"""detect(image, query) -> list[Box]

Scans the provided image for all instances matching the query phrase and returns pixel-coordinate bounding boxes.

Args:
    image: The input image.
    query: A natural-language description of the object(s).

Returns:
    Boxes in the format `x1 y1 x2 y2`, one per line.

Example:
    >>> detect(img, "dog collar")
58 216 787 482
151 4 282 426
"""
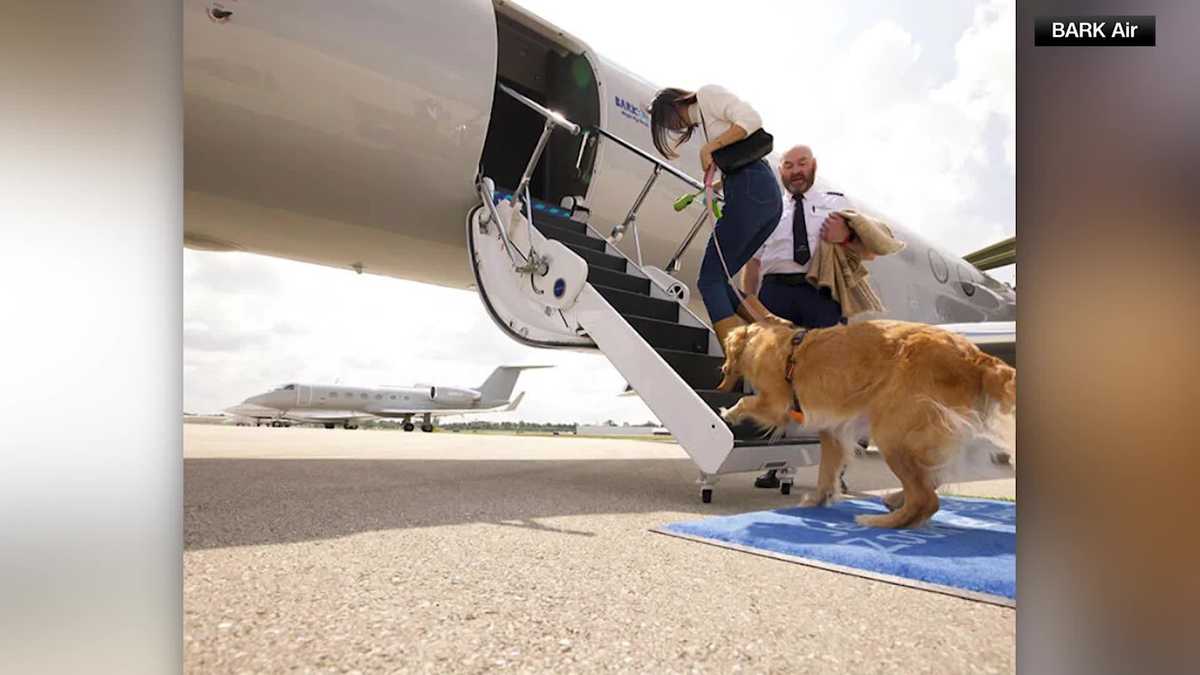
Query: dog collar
784 329 807 383
785 329 808 424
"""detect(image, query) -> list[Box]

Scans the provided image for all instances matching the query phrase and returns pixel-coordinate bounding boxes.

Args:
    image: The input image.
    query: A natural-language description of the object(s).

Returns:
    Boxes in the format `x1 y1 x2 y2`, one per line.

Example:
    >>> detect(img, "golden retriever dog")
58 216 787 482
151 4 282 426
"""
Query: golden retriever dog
718 320 1015 528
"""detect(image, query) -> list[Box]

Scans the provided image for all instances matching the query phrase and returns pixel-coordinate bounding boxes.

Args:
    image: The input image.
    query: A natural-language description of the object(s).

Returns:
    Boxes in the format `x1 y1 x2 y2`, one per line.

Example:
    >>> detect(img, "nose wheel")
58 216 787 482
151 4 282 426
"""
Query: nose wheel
697 473 719 503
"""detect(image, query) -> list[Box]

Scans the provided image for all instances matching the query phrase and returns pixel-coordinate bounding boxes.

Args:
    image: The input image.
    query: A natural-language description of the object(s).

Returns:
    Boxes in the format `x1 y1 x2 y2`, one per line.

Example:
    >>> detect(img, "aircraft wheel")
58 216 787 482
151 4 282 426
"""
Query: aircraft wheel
701 488 713 504
403 423 415 432
780 483 792 496
421 424 433 433
325 423 336 429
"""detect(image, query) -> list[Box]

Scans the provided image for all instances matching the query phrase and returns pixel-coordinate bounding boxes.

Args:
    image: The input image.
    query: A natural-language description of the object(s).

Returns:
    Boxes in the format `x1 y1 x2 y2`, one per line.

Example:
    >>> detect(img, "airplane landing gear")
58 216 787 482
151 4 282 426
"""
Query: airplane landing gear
403 423 415 432
697 473 718 503
421 424 434 433
420 413 433 433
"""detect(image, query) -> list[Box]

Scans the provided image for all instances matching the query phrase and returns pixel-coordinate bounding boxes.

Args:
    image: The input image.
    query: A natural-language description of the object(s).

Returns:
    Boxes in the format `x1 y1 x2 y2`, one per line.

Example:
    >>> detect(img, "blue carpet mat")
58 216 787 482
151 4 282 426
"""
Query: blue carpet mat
656 496 1015 606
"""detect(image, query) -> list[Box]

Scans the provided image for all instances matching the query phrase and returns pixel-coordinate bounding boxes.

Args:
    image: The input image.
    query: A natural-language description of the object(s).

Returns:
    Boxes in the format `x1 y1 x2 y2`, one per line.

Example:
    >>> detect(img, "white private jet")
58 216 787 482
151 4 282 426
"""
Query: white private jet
225 365 543 431
186 0 1015 500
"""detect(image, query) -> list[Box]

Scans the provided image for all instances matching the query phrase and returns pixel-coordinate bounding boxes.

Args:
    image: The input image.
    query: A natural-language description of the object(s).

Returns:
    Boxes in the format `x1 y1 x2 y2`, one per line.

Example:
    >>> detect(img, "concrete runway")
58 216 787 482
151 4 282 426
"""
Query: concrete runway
185 425 1014 674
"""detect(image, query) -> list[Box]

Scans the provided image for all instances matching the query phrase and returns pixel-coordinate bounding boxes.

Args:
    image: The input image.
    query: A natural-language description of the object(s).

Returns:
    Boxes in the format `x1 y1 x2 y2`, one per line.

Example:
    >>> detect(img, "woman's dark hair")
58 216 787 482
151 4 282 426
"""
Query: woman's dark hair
649 88 698 159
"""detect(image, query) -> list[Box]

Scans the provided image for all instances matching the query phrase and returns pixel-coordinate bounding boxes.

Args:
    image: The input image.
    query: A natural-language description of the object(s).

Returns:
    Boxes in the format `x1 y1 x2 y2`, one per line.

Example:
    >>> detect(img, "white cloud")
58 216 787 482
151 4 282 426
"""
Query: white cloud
940 0 1017 172
780 1 1016 256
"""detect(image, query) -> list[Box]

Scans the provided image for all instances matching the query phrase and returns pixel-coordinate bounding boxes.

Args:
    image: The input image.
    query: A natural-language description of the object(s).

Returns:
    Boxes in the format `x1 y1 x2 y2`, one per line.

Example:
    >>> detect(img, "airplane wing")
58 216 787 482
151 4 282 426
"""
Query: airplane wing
939 321 1015 366
372 408 498 418
371 394 525 418
223 403 281 419
285 410 376 423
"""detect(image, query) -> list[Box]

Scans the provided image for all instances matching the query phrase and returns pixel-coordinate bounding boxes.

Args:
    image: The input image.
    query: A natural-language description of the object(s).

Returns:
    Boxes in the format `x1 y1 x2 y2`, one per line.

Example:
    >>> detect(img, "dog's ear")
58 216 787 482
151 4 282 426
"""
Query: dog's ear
717 325 751 392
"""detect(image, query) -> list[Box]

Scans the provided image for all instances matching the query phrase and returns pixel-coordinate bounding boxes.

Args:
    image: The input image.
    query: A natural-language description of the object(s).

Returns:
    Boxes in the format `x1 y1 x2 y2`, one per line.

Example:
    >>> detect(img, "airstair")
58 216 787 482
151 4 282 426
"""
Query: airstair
468 85 822 502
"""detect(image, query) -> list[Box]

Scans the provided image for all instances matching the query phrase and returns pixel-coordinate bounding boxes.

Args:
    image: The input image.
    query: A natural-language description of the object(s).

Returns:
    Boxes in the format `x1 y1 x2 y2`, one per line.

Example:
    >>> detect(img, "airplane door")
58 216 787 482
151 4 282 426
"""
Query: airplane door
297 385 313 408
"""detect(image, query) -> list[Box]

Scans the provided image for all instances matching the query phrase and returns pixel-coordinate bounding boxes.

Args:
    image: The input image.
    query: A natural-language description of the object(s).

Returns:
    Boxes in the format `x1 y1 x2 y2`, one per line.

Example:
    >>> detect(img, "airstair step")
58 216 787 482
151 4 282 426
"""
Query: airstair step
627 316 708 353
732 437 814 448
533 220 606 252
533 211 589 235
694 389 774 440
696 389 743 410
588 265 650 295
731 422 776 441
655 348 724 390
594 284 679 322
491 188 588 234
562 242 627 272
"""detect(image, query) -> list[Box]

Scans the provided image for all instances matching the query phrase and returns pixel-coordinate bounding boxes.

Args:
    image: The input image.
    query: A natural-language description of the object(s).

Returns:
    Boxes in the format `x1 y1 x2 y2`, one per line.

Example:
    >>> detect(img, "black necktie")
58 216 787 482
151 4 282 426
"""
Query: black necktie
792 193 810 265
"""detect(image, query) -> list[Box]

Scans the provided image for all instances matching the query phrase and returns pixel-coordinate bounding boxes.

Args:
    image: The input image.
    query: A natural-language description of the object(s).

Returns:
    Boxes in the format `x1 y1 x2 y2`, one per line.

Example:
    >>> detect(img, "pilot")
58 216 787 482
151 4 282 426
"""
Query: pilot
648 85 782 346
741 144 858 490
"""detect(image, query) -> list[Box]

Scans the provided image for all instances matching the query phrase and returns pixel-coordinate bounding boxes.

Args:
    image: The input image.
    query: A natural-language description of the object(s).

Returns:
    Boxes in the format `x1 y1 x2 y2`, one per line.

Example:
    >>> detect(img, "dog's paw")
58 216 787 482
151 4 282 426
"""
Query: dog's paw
719 406 741 424
798 489 836 508
854 512 923 529
882 490 906 512
855 513 891 528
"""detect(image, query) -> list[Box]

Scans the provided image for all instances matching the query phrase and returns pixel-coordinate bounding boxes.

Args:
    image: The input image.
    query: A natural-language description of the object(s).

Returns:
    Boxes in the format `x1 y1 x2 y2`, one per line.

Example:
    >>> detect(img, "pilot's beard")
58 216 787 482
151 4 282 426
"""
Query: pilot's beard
787 170 815 195
786 179 811 195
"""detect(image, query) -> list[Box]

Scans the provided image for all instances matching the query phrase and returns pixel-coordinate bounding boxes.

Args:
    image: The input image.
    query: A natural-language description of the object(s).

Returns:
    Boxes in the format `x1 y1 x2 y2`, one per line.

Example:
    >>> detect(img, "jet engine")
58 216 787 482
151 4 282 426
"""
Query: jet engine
428 386 481 405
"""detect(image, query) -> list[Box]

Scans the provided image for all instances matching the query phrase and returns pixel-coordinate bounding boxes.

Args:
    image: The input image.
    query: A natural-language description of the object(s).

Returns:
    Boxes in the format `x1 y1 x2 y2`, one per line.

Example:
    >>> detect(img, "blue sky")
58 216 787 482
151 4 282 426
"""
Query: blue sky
184 0 1014 422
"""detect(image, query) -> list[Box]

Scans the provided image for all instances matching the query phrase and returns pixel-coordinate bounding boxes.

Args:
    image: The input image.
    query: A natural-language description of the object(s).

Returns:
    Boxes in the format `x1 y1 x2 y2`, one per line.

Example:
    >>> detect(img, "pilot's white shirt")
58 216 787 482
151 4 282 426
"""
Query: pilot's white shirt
756 187 851 276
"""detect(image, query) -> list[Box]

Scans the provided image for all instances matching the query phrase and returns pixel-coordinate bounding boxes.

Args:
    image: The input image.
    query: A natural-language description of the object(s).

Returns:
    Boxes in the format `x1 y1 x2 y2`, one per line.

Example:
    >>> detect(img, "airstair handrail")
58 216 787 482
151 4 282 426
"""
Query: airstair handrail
492 84 717 275
589 126 705 192
587 126 723 272
496 83 580 135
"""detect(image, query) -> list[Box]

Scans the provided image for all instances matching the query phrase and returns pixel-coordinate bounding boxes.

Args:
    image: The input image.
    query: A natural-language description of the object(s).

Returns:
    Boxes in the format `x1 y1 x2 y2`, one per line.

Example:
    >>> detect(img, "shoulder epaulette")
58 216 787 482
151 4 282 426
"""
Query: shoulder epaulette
825 191 844 196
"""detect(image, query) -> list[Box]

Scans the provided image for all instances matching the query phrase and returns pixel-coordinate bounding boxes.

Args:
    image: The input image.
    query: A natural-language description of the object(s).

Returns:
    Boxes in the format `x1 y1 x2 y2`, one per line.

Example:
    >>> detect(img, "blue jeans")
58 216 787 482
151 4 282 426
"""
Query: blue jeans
697 159 783 322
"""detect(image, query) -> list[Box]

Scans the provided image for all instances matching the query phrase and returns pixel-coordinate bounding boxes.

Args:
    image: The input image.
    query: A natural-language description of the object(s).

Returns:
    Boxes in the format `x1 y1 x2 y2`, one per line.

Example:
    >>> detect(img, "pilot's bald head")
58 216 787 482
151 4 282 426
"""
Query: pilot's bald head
779 144 816 195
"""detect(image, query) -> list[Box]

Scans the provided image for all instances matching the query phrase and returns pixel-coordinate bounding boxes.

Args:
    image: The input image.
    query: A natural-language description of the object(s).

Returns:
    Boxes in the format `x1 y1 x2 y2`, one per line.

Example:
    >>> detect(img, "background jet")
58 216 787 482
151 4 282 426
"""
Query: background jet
226 365 549 431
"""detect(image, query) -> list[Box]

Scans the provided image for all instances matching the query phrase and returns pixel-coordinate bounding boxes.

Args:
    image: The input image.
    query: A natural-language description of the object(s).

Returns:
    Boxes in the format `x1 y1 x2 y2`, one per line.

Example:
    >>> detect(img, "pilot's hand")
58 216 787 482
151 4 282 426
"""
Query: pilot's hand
820 212 851 243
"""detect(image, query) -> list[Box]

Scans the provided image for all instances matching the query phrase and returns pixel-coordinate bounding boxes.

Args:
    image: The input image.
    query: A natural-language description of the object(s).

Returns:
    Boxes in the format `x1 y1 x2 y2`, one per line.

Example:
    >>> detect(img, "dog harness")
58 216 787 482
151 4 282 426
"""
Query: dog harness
784 328 808 424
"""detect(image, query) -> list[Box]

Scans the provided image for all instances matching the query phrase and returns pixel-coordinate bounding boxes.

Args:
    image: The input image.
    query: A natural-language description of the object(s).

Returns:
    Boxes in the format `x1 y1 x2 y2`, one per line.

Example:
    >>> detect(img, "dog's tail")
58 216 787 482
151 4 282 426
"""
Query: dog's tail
981 357 1016 415
977 357 1016 459
924 358 1017 469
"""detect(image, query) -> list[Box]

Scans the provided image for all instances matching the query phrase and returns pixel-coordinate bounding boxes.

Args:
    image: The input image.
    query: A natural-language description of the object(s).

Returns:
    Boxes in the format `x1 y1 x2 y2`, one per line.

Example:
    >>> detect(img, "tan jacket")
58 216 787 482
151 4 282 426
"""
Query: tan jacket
804 209 905 318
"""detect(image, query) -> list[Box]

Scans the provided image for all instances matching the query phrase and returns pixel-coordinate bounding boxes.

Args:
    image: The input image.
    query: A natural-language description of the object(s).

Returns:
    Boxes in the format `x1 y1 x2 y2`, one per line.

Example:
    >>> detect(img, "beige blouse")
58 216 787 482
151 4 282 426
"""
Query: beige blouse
686 84 764 143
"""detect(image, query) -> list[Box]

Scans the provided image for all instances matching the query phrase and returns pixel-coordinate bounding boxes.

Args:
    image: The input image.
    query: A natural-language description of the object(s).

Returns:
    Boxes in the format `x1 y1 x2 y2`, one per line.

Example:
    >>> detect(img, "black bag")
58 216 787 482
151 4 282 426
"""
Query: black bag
699 108 774 173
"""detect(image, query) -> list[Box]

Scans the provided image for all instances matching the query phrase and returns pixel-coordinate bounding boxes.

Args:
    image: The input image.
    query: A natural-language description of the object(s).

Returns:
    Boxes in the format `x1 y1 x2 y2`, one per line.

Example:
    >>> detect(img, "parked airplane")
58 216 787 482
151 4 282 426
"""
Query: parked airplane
225 366 543 431
185 0 1014 499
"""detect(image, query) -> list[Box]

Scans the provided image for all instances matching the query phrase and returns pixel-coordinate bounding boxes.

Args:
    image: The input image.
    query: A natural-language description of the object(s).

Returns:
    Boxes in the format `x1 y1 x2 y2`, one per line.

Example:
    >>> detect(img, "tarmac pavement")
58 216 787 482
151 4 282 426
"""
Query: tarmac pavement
184 425 1014 674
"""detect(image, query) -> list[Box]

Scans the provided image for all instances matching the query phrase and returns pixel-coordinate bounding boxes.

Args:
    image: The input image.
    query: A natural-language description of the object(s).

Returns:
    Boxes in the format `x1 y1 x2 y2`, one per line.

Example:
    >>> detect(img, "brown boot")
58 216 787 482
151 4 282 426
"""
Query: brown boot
713 315 747 392
736 295 790 326
713 315 747 348
733 300 758 323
